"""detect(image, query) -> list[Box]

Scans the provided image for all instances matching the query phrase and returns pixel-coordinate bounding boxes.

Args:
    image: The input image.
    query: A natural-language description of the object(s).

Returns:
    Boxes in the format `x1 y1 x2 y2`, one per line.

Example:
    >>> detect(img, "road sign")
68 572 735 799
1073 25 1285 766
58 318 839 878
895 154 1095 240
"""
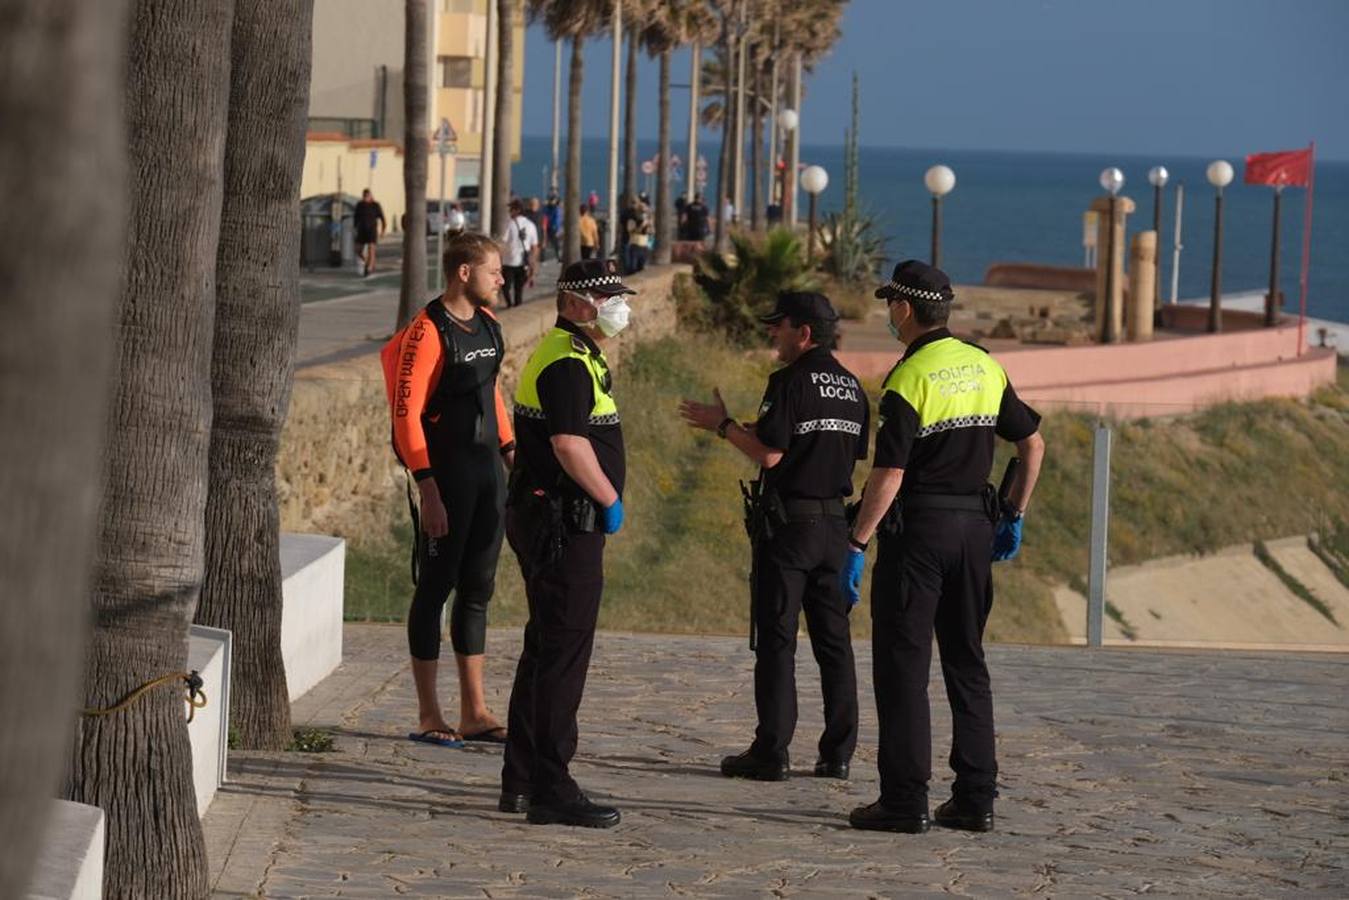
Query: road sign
434 117 457 142
369 149 377 169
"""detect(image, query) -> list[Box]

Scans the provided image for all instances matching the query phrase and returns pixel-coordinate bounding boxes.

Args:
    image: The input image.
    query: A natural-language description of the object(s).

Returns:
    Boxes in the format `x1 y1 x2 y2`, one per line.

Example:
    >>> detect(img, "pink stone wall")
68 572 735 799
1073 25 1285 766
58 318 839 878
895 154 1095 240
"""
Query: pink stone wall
837 325 1337 420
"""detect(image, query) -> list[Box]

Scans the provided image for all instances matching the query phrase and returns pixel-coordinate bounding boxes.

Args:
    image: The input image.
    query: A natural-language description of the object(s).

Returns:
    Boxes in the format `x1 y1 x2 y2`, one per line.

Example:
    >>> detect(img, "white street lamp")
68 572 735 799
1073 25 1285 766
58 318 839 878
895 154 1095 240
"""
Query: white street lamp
801 164 828 260
924 165 956 268
1098 167 1125 342
1099 166 1125 196
776 108 798 133
1206 159 1234 332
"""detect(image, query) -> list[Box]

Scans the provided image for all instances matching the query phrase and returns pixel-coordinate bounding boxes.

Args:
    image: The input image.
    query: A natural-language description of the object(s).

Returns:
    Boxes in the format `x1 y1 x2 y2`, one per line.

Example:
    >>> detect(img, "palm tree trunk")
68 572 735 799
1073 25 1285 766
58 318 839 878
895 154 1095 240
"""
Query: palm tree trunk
68 0 230 894
713 32 732 251
490 0 515 239
685 40 701 205
563 34 584 265
397 0 429 329
749 56 762 231
622 24 638 203
653 49 673 265
0 2 126 896
198 0 313 752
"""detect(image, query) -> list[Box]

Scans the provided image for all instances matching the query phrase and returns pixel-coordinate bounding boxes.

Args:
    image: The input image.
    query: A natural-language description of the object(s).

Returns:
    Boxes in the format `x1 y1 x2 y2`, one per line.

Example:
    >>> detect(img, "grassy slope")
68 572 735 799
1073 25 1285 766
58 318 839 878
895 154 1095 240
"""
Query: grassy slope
347 335 1349 646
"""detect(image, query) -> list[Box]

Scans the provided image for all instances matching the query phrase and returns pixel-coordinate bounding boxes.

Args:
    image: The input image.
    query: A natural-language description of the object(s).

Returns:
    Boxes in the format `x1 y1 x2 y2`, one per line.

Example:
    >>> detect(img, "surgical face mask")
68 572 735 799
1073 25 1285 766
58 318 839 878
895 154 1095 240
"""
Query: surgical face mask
887 316 901 341
593 296 632 337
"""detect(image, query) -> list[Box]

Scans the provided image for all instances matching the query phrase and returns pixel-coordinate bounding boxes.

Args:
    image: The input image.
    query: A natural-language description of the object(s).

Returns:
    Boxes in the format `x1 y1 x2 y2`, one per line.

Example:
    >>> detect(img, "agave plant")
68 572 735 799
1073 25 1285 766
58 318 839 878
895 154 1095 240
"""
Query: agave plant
693 227 818 346
817 209 888 284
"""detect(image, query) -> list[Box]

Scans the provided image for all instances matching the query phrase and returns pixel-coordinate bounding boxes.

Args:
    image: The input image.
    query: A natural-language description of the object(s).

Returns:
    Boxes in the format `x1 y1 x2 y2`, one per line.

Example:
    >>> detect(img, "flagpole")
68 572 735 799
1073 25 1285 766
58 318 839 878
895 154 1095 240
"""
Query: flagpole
1297 142 1315 357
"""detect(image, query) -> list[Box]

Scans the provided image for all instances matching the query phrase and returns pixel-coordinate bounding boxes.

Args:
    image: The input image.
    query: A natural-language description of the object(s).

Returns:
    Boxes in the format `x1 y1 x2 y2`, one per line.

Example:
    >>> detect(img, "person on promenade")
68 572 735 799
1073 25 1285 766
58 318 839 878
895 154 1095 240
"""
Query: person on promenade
499 257 634 828
679 291 867 784
624 198 652 274
528 196 550 262
578 204 600 260
846 260 1046 835
501 199 537 308
354 188 385 276
544 193 563 260
392 231 515 749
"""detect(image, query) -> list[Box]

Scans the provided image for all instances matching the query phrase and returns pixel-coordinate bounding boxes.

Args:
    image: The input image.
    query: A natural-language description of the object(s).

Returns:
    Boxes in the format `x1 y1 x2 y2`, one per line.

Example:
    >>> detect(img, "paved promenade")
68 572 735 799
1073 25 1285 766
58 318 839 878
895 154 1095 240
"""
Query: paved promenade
203 625 1347 897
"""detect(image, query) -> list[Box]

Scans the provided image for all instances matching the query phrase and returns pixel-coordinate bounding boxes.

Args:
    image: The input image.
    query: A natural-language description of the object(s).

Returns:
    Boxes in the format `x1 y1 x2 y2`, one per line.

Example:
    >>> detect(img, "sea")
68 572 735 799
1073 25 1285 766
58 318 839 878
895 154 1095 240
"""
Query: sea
511 135 1349 324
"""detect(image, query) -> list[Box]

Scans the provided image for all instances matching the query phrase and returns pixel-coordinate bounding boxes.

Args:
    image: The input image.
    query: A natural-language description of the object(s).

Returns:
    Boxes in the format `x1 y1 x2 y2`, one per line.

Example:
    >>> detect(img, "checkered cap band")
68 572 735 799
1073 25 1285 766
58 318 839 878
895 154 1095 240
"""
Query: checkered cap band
557 274 624 292
884 281 949 302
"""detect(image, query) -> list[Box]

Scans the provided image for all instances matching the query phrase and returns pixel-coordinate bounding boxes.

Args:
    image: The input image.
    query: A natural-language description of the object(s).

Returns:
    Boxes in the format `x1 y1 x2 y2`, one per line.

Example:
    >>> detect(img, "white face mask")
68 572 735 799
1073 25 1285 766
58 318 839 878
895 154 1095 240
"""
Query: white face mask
593 296 632 337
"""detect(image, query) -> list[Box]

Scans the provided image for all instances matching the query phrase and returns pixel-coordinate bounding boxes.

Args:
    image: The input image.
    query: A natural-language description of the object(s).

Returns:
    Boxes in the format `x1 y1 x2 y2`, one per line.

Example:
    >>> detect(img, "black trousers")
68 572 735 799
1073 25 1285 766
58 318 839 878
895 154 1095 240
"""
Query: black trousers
502 264 527 307
501 508 605 802
750 513 859 765
406 446 506 658
871 507 998 815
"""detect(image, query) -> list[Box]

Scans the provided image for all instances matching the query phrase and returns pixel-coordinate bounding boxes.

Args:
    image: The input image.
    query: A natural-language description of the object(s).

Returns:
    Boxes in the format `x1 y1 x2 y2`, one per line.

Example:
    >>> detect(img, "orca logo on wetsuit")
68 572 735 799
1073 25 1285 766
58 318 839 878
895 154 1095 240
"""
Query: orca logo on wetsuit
462 347 498 362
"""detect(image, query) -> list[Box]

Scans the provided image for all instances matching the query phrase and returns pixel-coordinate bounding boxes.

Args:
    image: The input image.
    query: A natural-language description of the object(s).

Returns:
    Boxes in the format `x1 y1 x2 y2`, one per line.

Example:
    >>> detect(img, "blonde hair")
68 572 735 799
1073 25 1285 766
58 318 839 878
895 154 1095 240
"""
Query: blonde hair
442 231 500 277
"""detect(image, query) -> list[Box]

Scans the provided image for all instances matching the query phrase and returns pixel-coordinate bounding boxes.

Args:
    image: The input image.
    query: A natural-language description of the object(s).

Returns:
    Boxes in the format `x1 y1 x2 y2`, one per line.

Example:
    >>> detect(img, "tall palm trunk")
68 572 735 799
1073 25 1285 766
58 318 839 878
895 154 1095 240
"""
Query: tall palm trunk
68 0 231 894
0 2 126 896
197 0 313 751
653 49 673 264
397 0 429 329
713 32 732 250
563 34 584 264
749 57 762 231
622 25 638 203
490 0 515 238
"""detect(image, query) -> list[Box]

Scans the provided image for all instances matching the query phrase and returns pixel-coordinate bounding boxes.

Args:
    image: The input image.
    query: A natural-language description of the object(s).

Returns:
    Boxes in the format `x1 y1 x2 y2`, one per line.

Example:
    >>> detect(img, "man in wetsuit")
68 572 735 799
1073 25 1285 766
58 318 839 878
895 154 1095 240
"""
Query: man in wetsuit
393 231 515 747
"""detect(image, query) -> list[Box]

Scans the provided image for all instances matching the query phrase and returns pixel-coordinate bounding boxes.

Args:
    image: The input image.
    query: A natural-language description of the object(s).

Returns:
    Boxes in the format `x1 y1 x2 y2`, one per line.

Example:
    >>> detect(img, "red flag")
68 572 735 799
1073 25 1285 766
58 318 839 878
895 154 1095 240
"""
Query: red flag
1244 147 1313 187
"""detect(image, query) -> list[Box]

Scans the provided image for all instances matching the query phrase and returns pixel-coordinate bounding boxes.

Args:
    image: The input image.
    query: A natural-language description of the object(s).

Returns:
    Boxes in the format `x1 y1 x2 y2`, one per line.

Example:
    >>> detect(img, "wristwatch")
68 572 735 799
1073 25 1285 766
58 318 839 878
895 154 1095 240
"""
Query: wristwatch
716 416 736 439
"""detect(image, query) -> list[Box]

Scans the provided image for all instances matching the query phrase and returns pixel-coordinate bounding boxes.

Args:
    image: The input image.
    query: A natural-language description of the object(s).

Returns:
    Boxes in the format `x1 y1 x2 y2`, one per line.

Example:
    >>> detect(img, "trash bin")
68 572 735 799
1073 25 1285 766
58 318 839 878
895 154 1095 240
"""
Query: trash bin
300 193 358 269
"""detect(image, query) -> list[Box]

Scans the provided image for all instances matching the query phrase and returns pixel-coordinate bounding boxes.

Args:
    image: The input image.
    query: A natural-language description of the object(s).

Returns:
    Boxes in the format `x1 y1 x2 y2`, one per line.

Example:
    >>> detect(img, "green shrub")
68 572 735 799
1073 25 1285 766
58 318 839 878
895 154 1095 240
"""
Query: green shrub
817 209 888 285
691 228 818 347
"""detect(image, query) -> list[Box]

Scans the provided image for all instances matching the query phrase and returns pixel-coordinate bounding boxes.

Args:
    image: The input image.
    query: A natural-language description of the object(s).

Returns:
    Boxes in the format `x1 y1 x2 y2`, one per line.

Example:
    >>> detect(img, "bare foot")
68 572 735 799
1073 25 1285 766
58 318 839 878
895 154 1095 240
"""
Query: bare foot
458 713 506 739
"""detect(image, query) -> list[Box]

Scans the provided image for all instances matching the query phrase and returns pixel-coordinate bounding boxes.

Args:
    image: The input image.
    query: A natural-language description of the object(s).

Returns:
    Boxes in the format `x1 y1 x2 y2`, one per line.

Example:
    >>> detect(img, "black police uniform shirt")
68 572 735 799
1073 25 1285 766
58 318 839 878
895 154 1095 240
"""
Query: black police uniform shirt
754 345 869 500
428 309 502 451
874 328 1040 495
515 318 626 495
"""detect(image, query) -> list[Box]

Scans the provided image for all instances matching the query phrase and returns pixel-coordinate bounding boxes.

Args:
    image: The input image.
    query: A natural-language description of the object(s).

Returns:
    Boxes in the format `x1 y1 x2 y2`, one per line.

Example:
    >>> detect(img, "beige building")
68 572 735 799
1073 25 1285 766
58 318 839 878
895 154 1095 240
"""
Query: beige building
301 0 525 227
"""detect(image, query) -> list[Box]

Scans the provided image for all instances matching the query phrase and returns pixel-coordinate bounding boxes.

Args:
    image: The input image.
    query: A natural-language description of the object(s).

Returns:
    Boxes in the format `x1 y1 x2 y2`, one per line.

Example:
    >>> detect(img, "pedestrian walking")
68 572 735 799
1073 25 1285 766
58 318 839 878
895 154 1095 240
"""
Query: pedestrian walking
354 188 385 276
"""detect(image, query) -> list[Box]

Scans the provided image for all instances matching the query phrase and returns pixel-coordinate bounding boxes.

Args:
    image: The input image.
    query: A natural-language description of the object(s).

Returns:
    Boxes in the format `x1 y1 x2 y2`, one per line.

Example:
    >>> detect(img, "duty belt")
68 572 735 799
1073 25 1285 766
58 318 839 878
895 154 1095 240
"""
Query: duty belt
901 492 990 513
781 497 846 519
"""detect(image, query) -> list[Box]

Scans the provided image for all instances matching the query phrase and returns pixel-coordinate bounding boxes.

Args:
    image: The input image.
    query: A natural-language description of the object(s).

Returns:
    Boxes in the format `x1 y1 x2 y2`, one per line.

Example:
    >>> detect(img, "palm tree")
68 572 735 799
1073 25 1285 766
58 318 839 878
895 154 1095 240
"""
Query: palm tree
642 0 716 263
623 21 640 203
490 0 518 240
528 0 613 264
0 2 124 896
198 0 314 752
67 0 230 894
397 0 429 328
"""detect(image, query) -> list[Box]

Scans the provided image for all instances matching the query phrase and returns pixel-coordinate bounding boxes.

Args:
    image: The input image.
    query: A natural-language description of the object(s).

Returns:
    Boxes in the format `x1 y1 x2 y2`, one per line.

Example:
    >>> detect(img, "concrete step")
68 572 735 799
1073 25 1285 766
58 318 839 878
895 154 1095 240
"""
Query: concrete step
25 800 103 900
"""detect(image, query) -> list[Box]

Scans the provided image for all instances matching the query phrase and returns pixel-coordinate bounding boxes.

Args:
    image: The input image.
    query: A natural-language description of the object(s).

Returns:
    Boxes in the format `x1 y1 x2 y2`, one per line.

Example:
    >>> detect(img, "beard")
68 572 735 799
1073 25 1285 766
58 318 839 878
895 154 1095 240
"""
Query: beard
468 286 495 307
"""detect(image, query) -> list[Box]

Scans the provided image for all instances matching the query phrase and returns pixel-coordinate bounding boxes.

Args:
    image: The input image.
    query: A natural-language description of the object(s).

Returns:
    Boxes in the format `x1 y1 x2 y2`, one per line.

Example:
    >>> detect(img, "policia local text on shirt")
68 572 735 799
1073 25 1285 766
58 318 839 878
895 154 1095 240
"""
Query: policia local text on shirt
847 260 1046 836
680 291 869 784
499 258 634 829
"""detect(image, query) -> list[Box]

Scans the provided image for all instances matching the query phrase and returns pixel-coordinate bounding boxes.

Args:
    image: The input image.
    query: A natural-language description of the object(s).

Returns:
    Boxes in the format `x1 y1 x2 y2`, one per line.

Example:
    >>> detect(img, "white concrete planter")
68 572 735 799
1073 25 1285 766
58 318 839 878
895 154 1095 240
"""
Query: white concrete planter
281 533 345 701
26 800 104 900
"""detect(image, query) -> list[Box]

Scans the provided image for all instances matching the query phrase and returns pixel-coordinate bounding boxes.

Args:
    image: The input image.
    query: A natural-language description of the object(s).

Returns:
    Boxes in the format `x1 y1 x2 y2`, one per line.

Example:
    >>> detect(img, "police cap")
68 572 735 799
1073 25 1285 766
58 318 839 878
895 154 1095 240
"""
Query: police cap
758 290 839 325
557 257 637 296
875 259 955 302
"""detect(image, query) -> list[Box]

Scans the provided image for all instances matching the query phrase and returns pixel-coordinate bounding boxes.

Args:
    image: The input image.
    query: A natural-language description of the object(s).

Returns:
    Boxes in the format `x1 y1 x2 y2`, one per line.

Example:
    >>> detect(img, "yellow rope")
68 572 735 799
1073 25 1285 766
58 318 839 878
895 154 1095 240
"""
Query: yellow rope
82 670 208 723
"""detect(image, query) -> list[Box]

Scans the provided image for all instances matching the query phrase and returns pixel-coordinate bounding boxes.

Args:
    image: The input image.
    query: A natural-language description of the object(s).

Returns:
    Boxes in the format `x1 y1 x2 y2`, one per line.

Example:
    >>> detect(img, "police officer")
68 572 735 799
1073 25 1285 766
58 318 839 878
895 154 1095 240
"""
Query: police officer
499 257 634 828
680 291 868 782
846 261 1045 834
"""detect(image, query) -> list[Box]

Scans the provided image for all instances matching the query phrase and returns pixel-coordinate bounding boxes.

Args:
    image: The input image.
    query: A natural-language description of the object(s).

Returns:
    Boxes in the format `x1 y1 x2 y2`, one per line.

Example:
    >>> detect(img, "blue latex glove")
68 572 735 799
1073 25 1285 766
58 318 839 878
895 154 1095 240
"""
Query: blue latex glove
599 497 625 534
992 514 1023 562
841 548 865 610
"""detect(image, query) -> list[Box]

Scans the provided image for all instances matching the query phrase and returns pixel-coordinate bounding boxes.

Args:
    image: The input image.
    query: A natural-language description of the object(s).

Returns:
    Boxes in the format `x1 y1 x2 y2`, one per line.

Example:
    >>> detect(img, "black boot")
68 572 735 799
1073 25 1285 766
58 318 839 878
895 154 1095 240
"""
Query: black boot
720 749 789 781
933 798 995 832
498 791 529 814
848 800 930 834
526 793 620 828
813 759 850 780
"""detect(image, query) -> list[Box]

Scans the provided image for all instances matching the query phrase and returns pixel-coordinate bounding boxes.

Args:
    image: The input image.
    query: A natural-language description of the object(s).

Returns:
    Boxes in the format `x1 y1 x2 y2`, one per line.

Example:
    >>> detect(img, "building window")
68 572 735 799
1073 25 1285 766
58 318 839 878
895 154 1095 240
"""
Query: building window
439 56 473 89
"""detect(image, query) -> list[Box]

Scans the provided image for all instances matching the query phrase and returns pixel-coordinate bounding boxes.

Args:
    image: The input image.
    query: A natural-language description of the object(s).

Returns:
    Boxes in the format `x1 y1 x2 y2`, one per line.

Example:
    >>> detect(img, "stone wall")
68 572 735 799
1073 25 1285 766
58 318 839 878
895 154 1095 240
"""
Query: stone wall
277 265 686 543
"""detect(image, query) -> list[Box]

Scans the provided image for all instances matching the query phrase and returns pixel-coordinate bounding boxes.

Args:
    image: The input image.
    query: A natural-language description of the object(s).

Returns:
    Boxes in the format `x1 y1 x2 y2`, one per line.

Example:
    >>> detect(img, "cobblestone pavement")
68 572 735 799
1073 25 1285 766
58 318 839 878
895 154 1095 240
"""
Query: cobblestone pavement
204 625 1348 897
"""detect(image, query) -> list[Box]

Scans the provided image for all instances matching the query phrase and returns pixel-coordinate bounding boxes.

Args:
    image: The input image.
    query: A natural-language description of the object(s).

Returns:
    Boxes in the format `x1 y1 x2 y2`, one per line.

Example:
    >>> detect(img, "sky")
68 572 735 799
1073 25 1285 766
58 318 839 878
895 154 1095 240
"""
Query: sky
518 0 1349 160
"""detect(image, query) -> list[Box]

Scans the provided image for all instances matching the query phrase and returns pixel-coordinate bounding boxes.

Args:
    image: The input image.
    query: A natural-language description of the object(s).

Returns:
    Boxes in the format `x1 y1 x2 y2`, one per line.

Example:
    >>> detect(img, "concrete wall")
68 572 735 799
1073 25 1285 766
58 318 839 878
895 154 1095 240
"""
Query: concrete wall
310 0 406 132
277 266 686 542
836 317 1338 420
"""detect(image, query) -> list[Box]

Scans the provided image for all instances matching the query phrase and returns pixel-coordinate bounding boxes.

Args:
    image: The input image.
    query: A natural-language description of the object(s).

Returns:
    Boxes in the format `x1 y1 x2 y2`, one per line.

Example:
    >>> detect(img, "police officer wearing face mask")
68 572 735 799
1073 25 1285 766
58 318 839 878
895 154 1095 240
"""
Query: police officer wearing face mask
499 258 634 828
680 291 868 783
846 260 1046 835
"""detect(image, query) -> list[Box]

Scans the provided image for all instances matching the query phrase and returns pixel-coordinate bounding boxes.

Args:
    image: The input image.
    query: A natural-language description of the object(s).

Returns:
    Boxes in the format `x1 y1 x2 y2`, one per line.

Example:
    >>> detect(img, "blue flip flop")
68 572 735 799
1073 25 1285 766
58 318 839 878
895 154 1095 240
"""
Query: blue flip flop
408 729 464 749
